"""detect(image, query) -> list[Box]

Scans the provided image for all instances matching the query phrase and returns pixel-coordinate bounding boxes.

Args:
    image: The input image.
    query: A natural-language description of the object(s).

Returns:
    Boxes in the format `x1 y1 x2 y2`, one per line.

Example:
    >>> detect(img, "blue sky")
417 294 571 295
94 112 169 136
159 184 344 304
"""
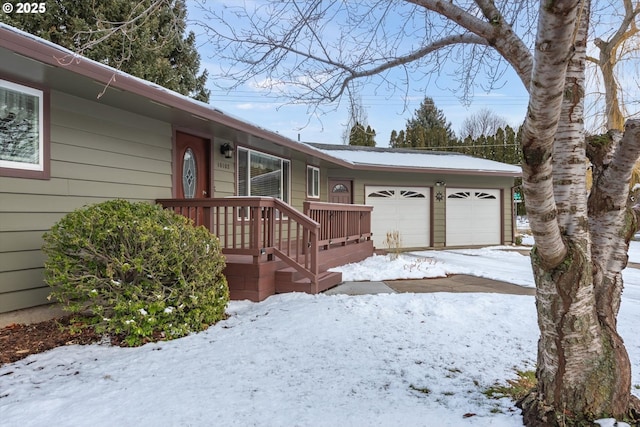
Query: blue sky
185 2 530 146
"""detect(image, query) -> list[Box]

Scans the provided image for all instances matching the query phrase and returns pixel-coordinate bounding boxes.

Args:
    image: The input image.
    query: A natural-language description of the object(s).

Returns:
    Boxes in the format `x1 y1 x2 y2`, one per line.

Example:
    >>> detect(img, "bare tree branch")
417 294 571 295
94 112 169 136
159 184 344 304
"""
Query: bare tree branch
588 0 640 131
194 1 533 108
407 0 534 88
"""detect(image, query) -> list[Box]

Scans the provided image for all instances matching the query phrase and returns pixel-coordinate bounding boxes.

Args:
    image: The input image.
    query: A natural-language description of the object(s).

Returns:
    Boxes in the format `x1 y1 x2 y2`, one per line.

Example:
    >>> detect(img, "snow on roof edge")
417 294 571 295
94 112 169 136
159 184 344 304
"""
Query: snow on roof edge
305 143 522 175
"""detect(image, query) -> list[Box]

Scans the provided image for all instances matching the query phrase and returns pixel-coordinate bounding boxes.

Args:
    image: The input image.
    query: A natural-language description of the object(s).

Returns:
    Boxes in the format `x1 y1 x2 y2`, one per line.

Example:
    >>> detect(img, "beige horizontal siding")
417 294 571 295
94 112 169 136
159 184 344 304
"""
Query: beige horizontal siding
432 200 446 246
212 145 235 197
52 123 170 161
0 231 45 253
53 143 169 174
0 212 68 232
0 90 174 313
52 93 170 148
0 193 118 213
0 177 71 195
0 250 45 272
1 269 45 294
502 193 514 244
290 160 307 211
66 181 169 200
52 160 171 187
0 286 51 313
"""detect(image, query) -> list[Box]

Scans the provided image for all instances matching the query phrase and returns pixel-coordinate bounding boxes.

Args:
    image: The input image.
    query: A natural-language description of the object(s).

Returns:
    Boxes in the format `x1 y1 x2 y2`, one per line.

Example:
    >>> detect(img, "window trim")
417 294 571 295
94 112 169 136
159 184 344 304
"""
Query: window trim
0 77 50 179
306 165 320 199
237 147 290 203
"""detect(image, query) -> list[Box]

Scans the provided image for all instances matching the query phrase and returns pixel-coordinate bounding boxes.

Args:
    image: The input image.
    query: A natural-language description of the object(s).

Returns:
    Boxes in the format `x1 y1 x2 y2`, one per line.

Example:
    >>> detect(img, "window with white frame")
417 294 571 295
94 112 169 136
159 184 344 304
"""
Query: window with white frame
237 147 290 203
0 79 46 177
307 165 320 198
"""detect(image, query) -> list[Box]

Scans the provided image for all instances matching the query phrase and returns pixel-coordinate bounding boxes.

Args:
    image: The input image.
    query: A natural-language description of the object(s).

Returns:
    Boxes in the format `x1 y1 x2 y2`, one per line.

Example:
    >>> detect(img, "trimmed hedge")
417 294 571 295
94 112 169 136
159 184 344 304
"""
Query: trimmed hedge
43 200 229 345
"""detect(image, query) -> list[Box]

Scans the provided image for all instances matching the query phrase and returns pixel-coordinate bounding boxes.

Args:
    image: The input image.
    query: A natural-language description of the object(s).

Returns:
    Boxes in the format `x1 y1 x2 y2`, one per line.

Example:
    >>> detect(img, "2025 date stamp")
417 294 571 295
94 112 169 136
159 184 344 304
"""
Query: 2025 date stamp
2 2 47 14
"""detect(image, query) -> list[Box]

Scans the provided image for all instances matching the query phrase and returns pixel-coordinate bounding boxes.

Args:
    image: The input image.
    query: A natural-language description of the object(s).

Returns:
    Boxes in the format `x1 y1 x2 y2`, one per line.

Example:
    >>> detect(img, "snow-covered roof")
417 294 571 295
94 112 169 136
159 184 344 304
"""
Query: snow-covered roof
306 143 522 176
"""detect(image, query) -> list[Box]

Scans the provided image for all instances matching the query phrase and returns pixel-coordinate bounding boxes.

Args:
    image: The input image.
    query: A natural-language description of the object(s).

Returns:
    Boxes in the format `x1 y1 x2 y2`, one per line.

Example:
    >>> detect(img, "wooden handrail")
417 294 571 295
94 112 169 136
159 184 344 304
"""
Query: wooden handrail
304 200 373 212
274 198 321 229
157 197 322 282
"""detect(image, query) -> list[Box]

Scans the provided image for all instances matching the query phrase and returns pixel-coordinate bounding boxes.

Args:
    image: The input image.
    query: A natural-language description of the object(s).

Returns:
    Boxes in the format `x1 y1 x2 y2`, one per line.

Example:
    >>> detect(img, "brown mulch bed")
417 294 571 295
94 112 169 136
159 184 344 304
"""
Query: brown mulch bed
0 316 103 366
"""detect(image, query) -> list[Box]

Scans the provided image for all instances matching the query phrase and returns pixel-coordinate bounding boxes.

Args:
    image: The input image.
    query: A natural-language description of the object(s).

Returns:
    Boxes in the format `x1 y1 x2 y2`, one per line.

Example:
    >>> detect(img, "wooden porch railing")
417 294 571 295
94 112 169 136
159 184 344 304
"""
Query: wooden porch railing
156 197 321 282
303 201 373 248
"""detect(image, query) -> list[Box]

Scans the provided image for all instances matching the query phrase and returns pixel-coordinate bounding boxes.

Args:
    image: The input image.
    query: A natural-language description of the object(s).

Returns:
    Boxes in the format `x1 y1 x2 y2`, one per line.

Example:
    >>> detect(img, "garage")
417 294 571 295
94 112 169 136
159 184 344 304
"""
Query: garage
365 186 430 249
446 188 501 246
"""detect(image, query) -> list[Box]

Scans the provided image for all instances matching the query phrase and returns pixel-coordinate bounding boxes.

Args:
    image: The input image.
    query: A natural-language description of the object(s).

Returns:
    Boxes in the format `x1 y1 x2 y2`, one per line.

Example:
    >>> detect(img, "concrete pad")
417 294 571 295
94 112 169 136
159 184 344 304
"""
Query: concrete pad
324 281 396 296
0 304 66 328
385 275 535 296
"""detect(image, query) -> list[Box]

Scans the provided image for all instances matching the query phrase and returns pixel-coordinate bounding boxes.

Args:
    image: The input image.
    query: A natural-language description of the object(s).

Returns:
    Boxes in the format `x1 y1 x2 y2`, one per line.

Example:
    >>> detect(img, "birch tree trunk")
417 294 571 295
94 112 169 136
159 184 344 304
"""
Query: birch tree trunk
518 0 640 424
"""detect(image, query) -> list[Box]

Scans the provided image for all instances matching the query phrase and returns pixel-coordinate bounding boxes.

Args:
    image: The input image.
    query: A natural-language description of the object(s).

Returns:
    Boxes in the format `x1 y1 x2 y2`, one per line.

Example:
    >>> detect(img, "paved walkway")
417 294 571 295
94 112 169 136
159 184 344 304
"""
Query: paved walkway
325 274 535 296
386 275 535 295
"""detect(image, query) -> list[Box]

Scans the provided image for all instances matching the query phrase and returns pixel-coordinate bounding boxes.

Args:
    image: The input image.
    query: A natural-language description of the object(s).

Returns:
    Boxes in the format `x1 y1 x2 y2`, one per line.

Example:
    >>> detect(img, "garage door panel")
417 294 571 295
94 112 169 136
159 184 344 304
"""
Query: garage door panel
366 186 430 249
446 188 500 246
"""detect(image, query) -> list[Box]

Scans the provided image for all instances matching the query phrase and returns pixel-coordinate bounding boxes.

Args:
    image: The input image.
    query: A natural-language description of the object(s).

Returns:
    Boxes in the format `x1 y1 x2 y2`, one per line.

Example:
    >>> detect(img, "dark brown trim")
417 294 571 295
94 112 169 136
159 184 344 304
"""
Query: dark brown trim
305 163 321 200
0 75 50 180
170 129 178 198
500 189 505 244
342 163 521 177
236 143 292 163
173 126 217 199
511 186 517 244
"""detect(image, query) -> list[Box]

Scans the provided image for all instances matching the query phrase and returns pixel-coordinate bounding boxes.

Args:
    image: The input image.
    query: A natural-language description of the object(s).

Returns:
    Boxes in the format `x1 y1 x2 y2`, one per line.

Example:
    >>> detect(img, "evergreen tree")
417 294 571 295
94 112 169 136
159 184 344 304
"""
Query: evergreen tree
389 130 398 147
494 127 506 163
394 130 406 147
1 0 210 102
365 125 376 146
348 121 376 146
388 97 455 148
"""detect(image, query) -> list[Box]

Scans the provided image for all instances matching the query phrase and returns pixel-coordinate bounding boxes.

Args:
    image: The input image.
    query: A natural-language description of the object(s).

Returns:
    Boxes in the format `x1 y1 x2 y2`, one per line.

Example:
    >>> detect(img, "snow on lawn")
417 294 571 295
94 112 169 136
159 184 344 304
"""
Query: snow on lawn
332 246 535 287
2 244 640 427
329 253 450 281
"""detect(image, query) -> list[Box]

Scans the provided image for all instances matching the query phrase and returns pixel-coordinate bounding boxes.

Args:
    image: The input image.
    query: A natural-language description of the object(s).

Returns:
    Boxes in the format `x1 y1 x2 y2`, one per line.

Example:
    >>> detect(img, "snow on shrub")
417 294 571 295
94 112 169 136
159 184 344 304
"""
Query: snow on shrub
43 199 229 345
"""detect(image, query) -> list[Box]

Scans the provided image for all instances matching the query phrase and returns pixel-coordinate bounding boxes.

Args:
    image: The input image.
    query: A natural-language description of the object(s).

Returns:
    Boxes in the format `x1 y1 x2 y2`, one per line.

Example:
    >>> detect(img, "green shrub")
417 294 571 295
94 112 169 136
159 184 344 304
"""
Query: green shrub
43 199 229 346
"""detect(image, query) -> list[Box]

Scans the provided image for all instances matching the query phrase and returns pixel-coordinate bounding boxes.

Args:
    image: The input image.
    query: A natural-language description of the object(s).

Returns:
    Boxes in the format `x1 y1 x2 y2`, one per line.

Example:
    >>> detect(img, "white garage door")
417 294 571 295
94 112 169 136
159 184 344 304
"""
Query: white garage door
365 186 430 249
446 188 501 246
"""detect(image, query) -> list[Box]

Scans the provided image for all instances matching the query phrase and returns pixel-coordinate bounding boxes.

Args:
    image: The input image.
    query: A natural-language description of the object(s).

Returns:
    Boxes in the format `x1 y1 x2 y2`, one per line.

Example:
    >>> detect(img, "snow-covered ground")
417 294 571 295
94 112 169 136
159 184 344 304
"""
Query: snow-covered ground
2 240 640 427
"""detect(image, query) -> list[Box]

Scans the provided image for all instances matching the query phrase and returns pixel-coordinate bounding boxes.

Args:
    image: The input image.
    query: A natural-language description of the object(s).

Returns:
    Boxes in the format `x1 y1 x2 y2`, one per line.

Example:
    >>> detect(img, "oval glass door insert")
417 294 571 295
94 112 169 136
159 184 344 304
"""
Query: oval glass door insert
182 148 197 198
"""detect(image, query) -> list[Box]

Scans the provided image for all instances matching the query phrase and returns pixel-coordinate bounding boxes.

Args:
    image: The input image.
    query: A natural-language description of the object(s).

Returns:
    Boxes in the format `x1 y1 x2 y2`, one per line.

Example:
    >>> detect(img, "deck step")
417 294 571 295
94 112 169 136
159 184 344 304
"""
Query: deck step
275 269 342 294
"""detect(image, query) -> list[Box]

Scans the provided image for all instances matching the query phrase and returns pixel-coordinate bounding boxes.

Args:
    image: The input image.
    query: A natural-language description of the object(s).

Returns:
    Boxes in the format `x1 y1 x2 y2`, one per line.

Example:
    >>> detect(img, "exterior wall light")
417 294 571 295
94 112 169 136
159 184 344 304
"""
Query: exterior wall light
220 143 233 159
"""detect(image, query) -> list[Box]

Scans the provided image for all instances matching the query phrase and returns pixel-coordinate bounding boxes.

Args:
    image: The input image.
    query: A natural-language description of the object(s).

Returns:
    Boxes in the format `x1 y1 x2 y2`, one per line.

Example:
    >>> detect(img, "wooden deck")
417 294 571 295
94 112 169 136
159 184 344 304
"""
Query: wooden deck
156 198 374 301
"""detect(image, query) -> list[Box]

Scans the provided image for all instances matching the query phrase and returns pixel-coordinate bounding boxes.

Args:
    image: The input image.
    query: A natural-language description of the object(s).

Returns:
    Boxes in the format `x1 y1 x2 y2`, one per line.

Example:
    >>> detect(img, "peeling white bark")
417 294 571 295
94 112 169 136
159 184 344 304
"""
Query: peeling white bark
590 120 640 316
521 0 582 268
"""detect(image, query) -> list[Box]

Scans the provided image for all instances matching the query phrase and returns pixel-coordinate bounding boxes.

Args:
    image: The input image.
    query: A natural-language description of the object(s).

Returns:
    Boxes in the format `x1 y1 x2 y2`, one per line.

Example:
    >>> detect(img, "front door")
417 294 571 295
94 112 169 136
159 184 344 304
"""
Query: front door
176 131 210 199
329 179 352 204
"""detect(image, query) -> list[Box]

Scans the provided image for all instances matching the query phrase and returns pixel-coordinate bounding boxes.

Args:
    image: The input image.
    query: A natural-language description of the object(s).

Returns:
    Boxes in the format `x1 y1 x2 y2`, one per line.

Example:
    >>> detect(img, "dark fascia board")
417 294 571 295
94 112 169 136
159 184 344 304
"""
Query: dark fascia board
0 24 353 168
333 163 522 177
